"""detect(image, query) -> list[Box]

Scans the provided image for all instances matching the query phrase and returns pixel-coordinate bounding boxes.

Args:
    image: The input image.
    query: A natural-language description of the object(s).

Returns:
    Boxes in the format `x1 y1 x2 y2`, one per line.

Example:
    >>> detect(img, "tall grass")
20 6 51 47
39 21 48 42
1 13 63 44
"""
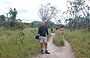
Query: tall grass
0 28 40 58
53 30 64 46
65 29 90 58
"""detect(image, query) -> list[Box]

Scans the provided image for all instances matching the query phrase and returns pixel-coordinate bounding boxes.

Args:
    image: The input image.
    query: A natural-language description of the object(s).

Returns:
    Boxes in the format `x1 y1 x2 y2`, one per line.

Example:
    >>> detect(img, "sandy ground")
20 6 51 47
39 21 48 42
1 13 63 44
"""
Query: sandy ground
35 33 77 58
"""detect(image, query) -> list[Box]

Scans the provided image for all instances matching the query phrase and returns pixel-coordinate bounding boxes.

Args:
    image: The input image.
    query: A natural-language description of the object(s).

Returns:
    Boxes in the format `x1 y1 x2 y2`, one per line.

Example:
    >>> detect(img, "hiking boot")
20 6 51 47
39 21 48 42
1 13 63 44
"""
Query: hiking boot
41 50 44 54
45 50 50 54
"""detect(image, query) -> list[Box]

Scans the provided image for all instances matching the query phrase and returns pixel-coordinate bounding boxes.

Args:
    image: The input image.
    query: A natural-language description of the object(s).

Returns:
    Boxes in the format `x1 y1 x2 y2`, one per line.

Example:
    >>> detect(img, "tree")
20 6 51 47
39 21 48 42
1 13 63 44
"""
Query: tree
17 19 22 22
9 8 17 21
30 22 35 28
38 3 59 25
8 8 17 30
0 15 5 29
46 21 55 28
65 0 90 30
0 15 5 23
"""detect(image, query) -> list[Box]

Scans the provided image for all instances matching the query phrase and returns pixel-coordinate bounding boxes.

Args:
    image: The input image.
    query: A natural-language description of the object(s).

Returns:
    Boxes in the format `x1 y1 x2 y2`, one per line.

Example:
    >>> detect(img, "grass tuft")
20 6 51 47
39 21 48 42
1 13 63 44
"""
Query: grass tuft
53 30 64 46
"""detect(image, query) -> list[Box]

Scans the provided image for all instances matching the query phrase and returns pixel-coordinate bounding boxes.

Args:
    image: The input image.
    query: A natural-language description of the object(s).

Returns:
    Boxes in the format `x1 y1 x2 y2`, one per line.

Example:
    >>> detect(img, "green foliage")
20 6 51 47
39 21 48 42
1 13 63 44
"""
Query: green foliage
53 30 64 46
0 15 5 29
18 31 25 43
24 21 55 28
15 22 25 30
0 28 40 58
0 8 25 30
24 23 31 28
65 29 90 58
47 21 55 28
9 8 17 20
0 15 5 24
7 8 25 30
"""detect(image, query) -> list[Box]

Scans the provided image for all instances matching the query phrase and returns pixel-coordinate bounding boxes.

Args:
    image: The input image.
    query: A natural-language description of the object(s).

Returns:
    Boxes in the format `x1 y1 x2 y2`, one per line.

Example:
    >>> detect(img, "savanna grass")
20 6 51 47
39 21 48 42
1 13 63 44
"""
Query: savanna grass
53 30 64 46
0 28 40 58
65 29 90 58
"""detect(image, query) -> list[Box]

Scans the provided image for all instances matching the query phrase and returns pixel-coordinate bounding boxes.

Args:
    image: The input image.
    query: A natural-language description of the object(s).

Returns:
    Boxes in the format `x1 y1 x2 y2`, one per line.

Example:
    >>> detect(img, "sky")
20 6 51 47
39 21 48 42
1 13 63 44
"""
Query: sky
0 0 68 24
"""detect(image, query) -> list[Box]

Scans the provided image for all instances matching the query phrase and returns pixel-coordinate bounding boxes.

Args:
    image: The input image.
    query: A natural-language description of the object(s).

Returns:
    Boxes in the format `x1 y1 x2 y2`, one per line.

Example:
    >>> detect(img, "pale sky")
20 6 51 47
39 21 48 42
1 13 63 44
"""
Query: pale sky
0 0 68 23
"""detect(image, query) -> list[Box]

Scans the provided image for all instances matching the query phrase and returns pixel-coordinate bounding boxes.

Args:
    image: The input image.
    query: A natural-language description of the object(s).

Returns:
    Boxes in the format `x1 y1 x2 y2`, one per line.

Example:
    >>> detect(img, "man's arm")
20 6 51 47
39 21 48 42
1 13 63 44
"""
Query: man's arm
46 27 49 35
46 27 49 41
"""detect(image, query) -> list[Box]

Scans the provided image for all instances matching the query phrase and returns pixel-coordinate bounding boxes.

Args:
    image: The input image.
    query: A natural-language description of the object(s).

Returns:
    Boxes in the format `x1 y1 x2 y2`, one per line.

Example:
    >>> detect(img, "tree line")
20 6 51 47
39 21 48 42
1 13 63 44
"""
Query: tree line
24 21 56 28
63 0 90 31
0 8 25 30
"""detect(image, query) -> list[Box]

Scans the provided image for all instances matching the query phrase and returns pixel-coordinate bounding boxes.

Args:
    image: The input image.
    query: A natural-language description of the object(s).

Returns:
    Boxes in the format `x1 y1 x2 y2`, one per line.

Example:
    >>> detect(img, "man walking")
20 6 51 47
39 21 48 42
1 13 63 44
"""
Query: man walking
38 21 50 54
60 25 64 38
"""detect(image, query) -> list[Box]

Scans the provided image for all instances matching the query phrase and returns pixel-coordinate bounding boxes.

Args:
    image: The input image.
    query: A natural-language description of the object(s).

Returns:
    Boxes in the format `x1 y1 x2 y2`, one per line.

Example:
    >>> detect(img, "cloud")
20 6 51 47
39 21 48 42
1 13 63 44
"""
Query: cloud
18 9 28 14
0 0 67 24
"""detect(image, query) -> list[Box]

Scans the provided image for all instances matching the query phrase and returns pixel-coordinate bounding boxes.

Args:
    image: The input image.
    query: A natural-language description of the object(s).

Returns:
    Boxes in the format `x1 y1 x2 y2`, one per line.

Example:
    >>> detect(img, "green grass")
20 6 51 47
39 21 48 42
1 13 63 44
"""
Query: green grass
53 30 64 46
0 28 40 58
65 29 90 58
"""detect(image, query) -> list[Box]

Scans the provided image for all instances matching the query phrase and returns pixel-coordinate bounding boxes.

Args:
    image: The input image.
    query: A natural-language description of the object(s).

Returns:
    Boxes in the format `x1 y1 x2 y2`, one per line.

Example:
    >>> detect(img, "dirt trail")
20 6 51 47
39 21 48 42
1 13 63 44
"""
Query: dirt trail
35 33 76 58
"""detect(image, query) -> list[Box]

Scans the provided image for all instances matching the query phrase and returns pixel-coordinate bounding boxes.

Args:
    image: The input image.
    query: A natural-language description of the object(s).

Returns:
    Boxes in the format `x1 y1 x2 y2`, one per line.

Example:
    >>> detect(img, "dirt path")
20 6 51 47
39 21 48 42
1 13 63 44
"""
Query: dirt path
35 33 76 58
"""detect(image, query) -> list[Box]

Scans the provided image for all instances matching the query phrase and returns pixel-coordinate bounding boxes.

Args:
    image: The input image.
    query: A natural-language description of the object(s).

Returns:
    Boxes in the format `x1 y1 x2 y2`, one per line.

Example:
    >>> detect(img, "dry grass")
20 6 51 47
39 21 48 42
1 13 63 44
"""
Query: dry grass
65 29 90 58
53 30 64 47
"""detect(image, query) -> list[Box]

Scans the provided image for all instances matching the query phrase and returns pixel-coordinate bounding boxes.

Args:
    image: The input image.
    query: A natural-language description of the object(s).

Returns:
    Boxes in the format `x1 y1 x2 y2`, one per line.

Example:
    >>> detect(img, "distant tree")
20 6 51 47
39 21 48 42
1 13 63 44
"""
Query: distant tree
65 0 90 30
0 15 5 29
17 19 22 22
0 15 5 23
24 23 31 28
38 3 59 25
30 22 35 28
47 21 55 28
8 8 17 30
9 8 17 21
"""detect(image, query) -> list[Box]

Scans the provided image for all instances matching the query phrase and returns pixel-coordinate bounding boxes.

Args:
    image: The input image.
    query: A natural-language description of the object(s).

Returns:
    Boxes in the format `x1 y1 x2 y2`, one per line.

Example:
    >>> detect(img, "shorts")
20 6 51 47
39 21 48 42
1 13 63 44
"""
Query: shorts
40 36 47 43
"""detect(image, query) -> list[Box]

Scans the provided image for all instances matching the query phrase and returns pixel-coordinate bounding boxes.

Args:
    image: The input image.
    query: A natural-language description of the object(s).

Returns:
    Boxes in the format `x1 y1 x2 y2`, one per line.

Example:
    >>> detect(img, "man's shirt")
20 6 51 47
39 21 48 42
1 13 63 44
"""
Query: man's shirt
38 26 49 37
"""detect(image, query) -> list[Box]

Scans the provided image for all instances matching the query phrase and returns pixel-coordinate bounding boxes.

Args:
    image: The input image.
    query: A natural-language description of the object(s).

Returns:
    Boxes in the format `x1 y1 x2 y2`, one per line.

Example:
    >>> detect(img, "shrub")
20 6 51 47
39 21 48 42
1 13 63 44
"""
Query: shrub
53 30 64 46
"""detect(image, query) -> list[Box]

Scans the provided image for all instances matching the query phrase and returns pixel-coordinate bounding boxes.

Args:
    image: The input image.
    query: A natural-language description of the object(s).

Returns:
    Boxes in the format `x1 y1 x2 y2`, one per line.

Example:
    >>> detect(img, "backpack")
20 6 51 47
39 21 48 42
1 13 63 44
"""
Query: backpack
35 34 39 39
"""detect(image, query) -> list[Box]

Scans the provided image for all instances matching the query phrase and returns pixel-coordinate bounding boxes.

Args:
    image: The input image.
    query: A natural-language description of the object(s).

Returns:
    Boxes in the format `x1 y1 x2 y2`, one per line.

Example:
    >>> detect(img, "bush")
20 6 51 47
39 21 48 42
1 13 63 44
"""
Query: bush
53 30 64 46
15 22 25 30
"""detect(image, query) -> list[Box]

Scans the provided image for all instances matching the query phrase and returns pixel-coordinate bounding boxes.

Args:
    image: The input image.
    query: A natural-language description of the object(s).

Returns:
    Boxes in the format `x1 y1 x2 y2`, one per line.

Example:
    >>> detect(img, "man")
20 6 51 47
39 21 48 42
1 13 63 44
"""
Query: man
60 25 64 38
38 21 50 54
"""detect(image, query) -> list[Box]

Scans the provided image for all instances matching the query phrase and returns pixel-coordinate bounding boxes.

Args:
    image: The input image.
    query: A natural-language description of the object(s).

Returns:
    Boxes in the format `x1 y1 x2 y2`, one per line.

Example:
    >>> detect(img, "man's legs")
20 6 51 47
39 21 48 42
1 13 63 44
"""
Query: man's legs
44 42 47 51
44 40 50 54
40 36 44 54
40 43 43 50
40 43 44 54
40 36 50 54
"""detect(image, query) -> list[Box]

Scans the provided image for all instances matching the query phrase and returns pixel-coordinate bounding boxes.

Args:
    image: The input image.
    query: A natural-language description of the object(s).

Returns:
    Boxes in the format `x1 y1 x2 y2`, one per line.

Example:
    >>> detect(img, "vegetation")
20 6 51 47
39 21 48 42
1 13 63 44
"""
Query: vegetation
0 28 40 58
65 29 90 58
38 3 59 25
53 30 64 46
62 0 90 31
0 8 25 30
24 21 55 28
65 17 90 31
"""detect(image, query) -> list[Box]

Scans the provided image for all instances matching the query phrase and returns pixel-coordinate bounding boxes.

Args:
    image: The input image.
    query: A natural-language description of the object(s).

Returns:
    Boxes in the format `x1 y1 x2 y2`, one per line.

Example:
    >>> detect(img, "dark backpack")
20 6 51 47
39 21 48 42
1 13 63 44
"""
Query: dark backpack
35 34 39 39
